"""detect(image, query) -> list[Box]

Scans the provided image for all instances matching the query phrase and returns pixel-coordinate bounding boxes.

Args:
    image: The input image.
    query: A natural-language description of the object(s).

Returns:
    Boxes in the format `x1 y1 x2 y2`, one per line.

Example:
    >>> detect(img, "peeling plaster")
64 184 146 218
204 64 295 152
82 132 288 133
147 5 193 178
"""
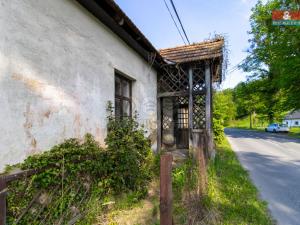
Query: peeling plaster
0 0 157 171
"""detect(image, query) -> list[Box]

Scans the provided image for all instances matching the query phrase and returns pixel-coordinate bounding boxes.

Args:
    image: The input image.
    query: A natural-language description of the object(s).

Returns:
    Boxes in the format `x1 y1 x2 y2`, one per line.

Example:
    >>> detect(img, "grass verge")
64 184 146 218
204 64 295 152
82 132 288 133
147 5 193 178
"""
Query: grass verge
288 127 300 138
206 137 274 225
80 180 160 225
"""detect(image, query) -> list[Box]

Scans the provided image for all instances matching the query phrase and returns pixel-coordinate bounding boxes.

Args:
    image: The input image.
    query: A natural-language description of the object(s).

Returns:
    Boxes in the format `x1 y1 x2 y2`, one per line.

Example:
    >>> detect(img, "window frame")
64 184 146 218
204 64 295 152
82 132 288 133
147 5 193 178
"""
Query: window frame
115 73 132 118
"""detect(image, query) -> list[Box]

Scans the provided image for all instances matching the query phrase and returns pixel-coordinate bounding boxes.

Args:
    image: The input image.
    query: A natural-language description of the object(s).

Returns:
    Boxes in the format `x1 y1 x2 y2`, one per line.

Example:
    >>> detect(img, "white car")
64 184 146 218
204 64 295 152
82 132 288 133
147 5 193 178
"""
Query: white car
265 123 289 133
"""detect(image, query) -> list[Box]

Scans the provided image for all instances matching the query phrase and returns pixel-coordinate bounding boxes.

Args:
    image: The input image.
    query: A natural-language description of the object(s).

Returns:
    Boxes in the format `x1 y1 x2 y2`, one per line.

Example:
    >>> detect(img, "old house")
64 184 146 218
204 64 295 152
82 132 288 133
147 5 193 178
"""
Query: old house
283 110 300 127
0 0 224 170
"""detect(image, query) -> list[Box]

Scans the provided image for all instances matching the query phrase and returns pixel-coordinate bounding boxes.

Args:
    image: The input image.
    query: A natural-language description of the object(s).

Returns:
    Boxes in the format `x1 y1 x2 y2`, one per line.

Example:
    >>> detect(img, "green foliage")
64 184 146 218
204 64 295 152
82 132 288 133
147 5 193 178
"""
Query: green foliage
241 0 300 111
288 127 300 139
214 89 236 126
213 117 225 143
172 157 199 224
216 79 287 130
206 137 273 224
233 79 286 124
5 102 154 224
105 101 153 193
213 89 235 142
7 134 107 224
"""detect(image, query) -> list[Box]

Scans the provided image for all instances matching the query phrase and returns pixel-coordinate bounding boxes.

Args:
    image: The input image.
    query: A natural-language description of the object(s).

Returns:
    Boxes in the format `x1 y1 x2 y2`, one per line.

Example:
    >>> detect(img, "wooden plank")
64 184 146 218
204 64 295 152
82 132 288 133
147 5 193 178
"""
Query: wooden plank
160 153 173 225
198 135 207 194
191 132 207 194
0 177 7 225
3 168 40 183
158 90 205 98
157 97 162 152
158 91 189 98
205 61 214 158
188 67 193 150
14 191 42 224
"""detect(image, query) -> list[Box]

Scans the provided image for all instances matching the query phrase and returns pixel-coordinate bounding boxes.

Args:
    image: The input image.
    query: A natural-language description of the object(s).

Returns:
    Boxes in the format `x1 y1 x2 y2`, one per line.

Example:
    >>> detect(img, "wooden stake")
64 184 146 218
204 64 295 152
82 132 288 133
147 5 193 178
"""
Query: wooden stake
0 177 7 225
160 153 173 225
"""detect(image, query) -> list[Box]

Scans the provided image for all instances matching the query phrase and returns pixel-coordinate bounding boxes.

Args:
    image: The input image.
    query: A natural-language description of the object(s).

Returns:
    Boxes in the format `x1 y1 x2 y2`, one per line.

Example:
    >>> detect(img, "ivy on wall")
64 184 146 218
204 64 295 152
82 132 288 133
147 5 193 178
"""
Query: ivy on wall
5 102 154 224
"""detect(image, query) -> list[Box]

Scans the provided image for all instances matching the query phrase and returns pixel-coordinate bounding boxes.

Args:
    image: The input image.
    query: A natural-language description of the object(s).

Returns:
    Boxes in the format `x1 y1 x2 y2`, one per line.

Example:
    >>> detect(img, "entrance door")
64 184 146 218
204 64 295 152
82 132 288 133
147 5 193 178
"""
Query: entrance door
175 106 189 149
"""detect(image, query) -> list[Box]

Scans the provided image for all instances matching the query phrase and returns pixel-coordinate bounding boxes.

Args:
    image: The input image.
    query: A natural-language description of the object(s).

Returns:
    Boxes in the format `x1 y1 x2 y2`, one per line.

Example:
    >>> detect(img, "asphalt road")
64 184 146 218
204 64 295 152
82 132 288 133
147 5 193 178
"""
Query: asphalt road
225 128 300 225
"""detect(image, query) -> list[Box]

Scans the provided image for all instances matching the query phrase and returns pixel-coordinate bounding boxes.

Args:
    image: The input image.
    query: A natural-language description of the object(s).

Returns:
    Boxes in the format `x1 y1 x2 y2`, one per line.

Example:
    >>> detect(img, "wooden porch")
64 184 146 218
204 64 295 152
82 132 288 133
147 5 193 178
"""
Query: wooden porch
157 38 224 158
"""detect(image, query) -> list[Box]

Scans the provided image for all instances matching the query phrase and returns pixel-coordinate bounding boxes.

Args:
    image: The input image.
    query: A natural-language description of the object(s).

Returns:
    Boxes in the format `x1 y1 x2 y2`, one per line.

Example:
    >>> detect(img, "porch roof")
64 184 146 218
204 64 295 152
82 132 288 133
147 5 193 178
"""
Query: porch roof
159 38 224 64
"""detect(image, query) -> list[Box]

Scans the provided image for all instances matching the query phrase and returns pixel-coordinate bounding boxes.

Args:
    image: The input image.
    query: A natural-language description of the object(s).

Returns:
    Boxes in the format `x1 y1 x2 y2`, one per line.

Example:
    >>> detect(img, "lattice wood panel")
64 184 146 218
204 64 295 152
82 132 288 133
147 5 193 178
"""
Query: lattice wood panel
162 98 173 130
193 95 206 129
158 66 188 93
176 96 189 106
192 66 205 92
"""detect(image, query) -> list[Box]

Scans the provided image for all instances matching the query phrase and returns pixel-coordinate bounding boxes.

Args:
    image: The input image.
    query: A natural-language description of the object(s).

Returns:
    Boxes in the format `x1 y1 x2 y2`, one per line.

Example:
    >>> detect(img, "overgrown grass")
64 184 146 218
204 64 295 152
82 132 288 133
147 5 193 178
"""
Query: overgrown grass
228 116 268 130
206 137 274 225
80 181 160 225
289 127 300 138
172 158 198 224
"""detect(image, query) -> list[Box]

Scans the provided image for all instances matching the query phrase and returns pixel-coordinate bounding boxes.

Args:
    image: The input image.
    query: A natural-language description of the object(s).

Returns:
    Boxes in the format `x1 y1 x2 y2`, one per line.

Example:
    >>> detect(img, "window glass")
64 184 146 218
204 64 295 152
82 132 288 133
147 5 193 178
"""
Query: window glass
122 80 130 98
115 98 121 118
115 76 122 96
115 73 132 118
123 100 131 117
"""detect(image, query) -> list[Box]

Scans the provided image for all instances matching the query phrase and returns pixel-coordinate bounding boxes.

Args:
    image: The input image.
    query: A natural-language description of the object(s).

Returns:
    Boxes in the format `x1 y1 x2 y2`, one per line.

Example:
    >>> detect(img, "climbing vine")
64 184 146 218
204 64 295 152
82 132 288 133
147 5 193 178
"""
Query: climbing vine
5 102 154 224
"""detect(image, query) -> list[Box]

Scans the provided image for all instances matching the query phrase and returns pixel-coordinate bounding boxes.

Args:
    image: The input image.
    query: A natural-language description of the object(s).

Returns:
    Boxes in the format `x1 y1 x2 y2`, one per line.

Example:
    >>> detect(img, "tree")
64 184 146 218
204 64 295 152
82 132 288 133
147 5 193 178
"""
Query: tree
233 80 265 128
241 0 300 111
213 89 236 126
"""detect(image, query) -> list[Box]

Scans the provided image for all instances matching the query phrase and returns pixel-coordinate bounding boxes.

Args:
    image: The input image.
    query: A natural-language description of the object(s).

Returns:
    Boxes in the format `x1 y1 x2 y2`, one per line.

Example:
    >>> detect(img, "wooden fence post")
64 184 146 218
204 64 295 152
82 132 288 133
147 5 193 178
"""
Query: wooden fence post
160 153 173 225
198 136 207 195
0 176 7 225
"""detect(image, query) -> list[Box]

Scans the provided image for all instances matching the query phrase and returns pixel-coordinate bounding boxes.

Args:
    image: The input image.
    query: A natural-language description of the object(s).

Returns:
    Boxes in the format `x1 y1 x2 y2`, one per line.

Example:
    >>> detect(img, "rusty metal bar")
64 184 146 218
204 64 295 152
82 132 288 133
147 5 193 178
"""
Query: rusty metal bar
160 153 173 225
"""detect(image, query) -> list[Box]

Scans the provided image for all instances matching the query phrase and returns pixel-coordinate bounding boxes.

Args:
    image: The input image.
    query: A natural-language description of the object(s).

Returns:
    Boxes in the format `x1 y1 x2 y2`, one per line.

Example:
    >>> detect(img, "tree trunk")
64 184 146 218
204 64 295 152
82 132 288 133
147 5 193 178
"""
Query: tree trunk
250 113 253 129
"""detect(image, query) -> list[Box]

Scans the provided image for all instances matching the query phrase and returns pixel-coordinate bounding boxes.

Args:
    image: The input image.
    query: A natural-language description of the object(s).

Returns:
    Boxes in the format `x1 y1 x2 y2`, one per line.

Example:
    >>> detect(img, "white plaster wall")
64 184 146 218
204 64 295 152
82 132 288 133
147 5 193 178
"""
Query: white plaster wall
0 0 157 170
283 120 300 127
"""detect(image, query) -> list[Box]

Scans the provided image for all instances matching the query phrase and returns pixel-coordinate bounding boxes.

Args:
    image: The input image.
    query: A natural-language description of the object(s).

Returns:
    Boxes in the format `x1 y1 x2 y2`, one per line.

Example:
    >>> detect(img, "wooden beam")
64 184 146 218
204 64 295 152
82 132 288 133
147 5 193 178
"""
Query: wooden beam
158 90 206 98
0 177 6 225
157 97 162 152
190 130 207 194
158 91 189 98
205 61 214 158
160 153 173 225
188 67 193 149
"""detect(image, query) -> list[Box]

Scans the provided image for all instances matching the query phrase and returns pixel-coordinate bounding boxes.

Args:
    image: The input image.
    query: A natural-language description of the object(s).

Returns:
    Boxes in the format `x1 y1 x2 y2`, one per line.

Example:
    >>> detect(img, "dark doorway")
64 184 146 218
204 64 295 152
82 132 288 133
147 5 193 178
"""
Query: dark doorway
175 102 189 149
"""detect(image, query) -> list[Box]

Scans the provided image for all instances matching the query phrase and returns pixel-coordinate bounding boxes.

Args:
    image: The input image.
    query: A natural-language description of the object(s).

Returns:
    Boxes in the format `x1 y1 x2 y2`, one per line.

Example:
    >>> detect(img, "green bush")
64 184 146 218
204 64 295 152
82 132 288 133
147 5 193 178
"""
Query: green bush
7 134 107 224
213 118 225 144
5 102 154 224
105 102 153 193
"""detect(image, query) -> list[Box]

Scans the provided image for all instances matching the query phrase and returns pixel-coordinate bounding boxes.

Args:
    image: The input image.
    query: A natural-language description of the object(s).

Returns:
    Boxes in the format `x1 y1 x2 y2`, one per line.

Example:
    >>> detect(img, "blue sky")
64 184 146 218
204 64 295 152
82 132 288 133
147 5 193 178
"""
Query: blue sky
115 0 259 89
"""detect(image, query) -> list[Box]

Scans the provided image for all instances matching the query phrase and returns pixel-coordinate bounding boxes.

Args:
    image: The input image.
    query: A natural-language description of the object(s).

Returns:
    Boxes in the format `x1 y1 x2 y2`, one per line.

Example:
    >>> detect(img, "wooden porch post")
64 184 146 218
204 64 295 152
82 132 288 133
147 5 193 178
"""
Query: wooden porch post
157 97 162 152
188 67 193 152
0 177 7 225
205 61 214 158
160 153 173 225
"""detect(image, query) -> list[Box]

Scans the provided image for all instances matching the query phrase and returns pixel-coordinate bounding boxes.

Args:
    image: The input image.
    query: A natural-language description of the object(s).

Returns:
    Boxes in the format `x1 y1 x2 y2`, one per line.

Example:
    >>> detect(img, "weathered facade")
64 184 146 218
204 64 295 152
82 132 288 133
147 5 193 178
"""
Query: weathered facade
0 0 158 170
0 0 224 171
283 110 300 127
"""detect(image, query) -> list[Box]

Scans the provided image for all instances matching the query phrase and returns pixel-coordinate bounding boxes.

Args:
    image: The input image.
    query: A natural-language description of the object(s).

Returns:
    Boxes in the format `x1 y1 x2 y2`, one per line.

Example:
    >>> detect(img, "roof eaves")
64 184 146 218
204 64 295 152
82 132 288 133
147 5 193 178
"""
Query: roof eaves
76 0 163 66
